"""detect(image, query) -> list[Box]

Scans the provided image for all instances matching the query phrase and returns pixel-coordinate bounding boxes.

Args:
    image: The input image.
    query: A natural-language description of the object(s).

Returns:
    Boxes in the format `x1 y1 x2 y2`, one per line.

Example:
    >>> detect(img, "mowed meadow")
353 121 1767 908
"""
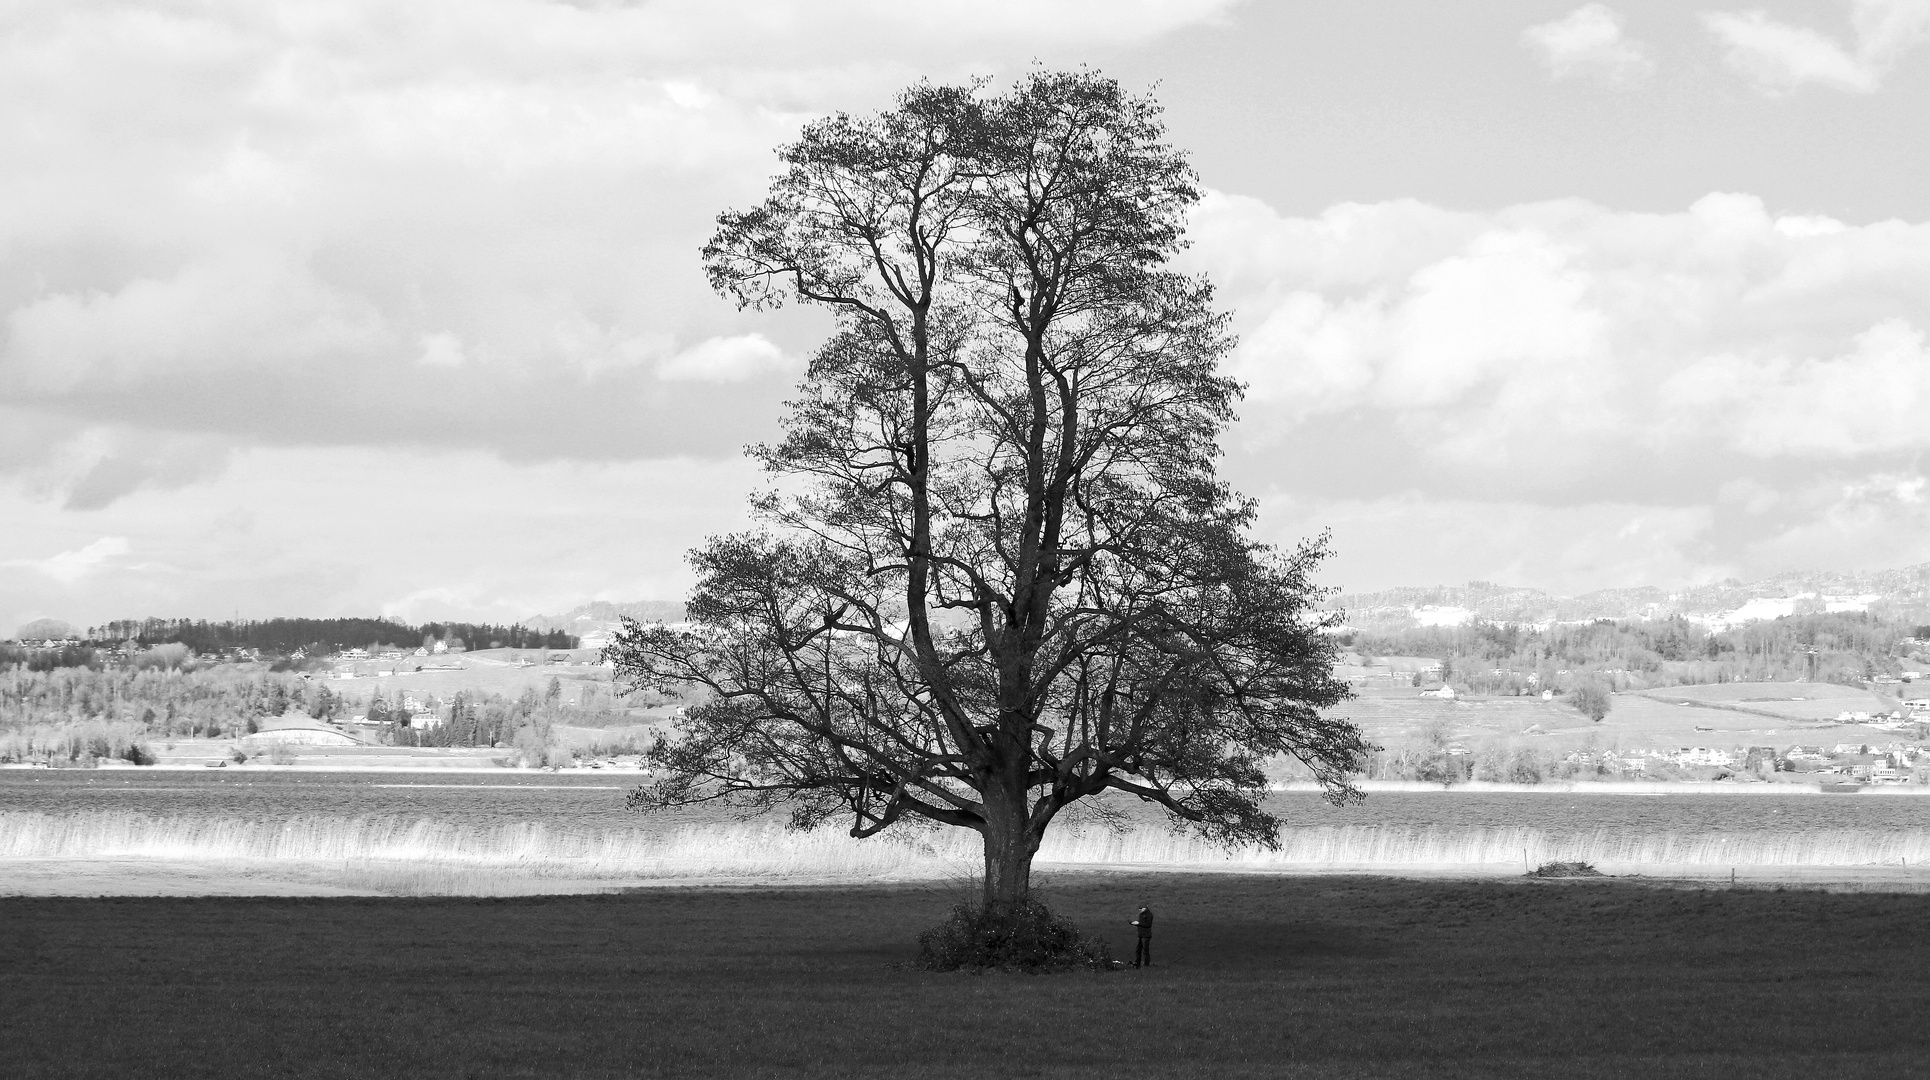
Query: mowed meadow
6 873 1930 1079
1344 680 1908 756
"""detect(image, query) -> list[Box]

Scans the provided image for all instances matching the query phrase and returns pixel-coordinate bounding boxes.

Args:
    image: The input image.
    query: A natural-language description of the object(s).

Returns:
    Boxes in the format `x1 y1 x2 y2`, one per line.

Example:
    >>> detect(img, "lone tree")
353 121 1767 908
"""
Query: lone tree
609 71 1368 916
1571 678 1612 723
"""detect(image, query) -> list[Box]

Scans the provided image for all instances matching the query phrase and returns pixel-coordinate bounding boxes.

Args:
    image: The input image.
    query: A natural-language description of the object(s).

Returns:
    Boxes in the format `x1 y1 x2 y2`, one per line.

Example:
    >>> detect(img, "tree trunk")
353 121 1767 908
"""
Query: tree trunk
981 784 1040 913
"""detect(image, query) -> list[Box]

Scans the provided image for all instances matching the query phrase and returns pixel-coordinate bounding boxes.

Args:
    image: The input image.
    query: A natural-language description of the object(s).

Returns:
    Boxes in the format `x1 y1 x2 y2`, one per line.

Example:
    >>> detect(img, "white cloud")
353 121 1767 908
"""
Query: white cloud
655 334 793 382
1186 189 1930 587
662 81 713 110
1522 4 1655 85
5 254 390 393
1730 469 1930 574
1189 191 1930 484
0 0 1235 503
1703 0 1930 93
1703 11 1878 92
1662 318 1930 458
1717 477 1783 515
0 446 759 634
1261 472 1930 596
1259 494 1724 596
6 537 133 585
1376 229 1608 412
0 425 237 513
11 0 1930 610
417 332 466 368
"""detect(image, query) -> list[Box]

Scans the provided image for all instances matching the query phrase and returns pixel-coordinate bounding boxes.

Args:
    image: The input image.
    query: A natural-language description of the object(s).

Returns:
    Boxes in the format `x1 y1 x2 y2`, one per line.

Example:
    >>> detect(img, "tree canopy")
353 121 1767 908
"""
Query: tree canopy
608 70 1368 911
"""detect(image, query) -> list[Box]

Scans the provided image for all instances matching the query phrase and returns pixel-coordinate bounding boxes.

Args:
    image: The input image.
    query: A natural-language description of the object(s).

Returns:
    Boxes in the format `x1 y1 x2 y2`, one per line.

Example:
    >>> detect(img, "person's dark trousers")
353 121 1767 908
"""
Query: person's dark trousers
1134 937 1151 967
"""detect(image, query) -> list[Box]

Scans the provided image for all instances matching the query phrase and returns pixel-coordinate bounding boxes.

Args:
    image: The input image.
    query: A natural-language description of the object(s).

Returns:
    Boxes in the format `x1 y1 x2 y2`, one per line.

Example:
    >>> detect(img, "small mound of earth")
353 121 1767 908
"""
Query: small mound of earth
1527 861 1605 879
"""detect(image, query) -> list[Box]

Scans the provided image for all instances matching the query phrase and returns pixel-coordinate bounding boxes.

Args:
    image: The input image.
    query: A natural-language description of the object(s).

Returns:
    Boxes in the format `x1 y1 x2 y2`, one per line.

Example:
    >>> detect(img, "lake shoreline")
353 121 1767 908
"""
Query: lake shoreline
1279 778 1930 795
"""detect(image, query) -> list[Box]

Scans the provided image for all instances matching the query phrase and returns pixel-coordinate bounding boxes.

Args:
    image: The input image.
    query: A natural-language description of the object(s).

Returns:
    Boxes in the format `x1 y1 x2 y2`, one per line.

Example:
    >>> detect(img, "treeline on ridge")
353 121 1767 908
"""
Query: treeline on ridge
76 617 576 655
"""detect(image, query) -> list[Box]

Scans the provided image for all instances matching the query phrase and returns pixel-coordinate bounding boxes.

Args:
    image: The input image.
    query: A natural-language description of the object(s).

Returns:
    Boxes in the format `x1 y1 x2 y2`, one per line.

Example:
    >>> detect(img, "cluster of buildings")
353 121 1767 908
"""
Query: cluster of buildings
337 641 449 663
390 691 445 730
1833 708 1923 730
1776 743 1924 782
322 644 586 681
1557 743 1929 784
9 637 260 665
324 642 464 680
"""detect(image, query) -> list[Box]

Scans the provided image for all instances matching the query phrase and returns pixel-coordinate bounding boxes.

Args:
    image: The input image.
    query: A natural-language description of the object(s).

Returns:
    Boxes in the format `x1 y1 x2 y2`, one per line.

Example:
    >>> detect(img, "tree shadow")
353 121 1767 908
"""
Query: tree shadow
1189 920 1396 962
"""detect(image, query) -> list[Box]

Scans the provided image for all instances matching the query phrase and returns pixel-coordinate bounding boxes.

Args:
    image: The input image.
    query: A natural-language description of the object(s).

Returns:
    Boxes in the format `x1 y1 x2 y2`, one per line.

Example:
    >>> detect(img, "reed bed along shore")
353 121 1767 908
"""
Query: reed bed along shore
8 809 1930 895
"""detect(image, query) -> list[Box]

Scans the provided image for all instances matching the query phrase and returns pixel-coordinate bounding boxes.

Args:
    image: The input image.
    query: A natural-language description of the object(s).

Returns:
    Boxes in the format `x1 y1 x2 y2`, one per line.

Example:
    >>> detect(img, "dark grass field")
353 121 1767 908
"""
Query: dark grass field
5 874 1930 1078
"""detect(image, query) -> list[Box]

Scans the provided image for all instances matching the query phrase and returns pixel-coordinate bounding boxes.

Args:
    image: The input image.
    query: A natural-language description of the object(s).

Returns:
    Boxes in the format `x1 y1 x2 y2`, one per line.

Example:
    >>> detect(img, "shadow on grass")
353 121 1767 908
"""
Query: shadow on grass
1199 919 1394 961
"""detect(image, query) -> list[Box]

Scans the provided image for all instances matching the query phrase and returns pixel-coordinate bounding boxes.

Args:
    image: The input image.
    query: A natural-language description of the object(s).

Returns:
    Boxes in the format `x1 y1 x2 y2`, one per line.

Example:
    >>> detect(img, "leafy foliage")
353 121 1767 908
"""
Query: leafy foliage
0 644 102 671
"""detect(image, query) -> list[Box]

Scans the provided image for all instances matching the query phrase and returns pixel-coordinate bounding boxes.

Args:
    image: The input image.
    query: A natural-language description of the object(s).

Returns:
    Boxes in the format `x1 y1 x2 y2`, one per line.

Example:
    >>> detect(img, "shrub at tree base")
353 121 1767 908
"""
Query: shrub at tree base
915 901 1115 973
1528 861 1605 878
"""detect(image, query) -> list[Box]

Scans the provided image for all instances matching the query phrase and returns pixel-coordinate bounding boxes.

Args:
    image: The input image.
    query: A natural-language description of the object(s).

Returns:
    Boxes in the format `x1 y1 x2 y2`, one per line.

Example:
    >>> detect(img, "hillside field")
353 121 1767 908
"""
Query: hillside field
1341 681 1910 758
1625 681 1896 720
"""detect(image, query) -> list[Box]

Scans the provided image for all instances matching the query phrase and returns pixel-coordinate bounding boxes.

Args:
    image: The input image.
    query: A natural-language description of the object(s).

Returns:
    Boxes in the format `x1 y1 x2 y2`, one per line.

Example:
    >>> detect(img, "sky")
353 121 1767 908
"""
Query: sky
4 0 1930 633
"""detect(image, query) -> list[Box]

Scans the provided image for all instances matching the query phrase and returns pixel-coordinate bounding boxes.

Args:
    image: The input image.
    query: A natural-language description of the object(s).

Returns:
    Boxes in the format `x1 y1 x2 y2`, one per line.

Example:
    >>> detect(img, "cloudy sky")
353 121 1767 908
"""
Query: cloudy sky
5 0 1930 633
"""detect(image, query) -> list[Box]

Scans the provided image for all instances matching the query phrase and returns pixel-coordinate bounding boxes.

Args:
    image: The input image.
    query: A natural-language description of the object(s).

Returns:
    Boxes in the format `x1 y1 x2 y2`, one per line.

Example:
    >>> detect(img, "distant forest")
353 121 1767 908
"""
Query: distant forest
78 617 576 655
1345 611 1930 695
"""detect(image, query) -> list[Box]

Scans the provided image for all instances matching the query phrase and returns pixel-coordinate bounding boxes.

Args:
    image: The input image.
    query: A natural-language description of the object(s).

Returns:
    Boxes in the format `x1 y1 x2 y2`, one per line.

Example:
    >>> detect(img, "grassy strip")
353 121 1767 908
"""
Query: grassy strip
4 874 1929 1078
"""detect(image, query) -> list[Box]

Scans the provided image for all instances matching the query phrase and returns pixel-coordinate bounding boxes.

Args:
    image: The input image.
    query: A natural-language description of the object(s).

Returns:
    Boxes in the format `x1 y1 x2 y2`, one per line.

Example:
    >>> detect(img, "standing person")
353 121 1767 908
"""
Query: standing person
1131 906 1154 968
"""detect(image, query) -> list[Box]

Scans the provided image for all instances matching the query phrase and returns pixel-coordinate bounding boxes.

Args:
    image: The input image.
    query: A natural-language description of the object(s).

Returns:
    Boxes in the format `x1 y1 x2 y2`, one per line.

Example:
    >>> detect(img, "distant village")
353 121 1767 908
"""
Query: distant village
9 592 1930 784
0 622 654 768
1380 727 1930 788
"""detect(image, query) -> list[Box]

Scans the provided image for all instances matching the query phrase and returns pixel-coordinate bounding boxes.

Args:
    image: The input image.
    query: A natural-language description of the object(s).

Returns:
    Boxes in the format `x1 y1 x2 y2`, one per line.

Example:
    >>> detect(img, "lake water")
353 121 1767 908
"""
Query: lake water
4 770 1929 895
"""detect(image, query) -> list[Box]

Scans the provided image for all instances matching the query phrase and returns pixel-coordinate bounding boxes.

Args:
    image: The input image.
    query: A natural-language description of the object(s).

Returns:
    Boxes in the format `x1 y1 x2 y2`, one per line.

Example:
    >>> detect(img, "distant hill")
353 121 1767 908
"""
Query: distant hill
523 601 686 635
1333 564 1930 631
525 570 1930 639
